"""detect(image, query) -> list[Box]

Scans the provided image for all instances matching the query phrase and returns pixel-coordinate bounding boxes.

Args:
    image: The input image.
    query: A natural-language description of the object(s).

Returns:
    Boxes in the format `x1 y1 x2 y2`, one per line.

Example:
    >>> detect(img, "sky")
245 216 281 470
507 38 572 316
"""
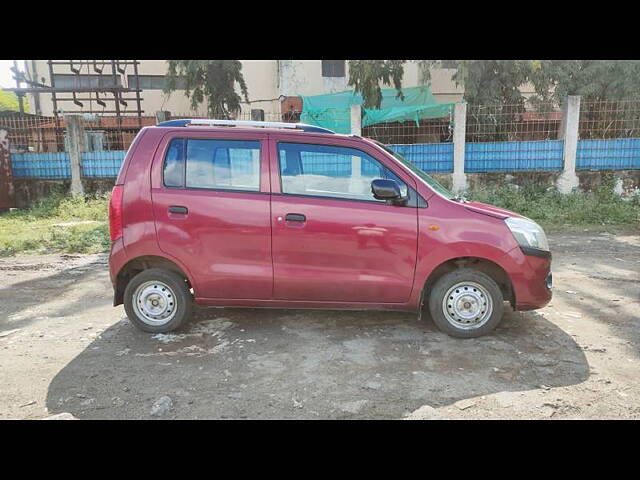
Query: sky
0 60 19 88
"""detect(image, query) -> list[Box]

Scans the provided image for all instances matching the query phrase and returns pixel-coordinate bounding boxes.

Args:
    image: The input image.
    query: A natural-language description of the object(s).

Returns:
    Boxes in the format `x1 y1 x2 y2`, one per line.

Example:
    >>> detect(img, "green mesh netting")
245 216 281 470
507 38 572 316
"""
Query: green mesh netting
300 85 455 134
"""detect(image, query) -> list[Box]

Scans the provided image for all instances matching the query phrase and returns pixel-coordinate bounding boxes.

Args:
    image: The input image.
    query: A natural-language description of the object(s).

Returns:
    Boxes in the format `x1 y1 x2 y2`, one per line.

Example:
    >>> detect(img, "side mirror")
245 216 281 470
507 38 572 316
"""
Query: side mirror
371 179 401 201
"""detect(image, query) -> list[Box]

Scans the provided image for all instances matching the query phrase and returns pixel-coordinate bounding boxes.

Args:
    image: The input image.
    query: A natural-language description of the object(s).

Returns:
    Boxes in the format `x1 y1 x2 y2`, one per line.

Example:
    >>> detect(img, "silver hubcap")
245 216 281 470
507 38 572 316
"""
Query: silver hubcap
442 281 493 330
132 280 177 326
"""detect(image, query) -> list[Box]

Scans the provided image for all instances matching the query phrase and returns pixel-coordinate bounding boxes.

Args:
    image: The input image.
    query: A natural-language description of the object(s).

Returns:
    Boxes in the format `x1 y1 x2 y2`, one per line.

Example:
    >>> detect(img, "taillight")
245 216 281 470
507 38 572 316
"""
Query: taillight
109 185 124 242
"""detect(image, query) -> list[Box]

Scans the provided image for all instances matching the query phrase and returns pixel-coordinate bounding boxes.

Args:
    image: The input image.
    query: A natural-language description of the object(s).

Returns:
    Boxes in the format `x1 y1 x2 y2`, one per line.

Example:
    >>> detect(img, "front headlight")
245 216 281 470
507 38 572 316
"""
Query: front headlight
505 217 549 251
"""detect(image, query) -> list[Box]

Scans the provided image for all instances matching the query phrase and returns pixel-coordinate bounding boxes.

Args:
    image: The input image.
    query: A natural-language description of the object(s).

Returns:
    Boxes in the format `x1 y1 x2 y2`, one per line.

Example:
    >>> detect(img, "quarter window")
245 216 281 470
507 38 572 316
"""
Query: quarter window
163 138 185 187
278 142 408 202
163 138 261 191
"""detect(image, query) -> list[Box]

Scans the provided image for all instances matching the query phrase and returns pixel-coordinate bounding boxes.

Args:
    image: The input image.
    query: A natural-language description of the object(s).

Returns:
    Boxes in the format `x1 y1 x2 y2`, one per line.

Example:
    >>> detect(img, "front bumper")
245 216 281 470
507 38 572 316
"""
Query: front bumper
501 245 553 311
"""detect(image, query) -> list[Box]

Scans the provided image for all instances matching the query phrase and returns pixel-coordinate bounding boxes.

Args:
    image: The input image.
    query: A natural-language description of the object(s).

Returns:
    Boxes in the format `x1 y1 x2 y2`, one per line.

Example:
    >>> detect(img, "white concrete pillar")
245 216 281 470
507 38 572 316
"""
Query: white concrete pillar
64 114 85 196
452 102 467 193
348 155 362 193
351 104 362 136
556 95 581 194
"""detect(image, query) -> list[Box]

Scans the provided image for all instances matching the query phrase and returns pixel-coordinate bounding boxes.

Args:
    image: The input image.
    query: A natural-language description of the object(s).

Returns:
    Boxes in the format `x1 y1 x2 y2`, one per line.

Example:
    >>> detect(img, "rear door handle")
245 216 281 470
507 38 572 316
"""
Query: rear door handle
168 205 188 214
285 213 306 222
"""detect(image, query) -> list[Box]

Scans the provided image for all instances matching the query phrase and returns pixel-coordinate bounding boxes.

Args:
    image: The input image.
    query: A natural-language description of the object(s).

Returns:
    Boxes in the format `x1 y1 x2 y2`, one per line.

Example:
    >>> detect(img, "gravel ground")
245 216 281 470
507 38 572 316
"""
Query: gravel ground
0 231 638 420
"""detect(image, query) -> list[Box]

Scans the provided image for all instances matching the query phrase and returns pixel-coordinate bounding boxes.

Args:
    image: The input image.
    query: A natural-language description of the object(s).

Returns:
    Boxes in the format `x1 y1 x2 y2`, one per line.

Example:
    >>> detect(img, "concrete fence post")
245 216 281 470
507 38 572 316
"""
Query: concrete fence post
65 114 85 196
452 102 467 193
556 95 581 194
350 104 362 136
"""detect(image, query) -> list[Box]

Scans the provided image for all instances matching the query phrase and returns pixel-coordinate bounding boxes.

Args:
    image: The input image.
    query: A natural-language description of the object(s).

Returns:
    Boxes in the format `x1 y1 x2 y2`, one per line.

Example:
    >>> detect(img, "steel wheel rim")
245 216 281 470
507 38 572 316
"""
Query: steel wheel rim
132 280 177 326
442 281 493 330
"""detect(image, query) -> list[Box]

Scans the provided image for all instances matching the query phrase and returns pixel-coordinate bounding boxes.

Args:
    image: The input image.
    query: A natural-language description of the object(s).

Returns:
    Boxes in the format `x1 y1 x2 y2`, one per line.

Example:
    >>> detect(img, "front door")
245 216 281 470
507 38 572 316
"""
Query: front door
269 138 419 303
151 131 272 299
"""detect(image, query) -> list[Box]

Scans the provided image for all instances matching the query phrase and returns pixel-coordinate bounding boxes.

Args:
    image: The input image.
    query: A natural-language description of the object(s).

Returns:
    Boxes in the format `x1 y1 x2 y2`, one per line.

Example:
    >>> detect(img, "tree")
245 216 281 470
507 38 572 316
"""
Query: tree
530 60 640 103
164 60 249 118
347 60 405 109
529 61 640 138
451 60 533 106
0 90 29 113
428 60 534 141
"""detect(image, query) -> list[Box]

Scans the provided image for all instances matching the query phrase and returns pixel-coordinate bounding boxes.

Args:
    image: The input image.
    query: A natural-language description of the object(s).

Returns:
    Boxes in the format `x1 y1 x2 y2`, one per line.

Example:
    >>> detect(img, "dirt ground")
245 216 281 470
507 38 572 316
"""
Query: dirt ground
0 231 638 420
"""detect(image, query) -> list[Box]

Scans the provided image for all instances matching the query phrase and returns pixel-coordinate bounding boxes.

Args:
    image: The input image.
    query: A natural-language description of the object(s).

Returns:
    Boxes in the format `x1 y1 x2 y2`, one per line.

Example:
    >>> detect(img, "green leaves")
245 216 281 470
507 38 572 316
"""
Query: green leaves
451 60 532 107
347 60 406 109
164 60 249 118
529 60 640 103
0 90 29 112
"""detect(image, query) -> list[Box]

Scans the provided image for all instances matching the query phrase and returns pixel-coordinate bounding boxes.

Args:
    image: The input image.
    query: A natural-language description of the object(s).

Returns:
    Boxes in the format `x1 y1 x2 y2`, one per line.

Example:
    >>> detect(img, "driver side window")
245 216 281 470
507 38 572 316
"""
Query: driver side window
278 142 408 202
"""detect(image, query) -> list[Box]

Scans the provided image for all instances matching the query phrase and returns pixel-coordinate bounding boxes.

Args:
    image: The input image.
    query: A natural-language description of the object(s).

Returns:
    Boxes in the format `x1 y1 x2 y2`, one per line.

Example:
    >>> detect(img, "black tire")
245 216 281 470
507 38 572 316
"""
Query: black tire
123 268 193 333
427 268 504 338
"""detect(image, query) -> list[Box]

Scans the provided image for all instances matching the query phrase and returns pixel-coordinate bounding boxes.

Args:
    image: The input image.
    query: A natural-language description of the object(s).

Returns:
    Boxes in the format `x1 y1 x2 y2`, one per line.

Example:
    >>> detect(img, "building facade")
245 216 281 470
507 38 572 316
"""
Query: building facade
24 60 471 118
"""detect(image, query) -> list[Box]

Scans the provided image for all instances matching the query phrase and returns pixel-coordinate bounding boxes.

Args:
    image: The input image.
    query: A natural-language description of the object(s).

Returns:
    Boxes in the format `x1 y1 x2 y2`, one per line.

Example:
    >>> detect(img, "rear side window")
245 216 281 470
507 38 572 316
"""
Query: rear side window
162 138 261 191
164 138 185 187
278 142 408 202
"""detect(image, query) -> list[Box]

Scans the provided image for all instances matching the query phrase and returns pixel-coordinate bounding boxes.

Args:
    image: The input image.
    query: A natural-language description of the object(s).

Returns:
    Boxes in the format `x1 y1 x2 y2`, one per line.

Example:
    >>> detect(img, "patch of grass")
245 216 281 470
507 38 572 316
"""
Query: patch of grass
1 179 638 257
0 192 110 257
469 175 640 230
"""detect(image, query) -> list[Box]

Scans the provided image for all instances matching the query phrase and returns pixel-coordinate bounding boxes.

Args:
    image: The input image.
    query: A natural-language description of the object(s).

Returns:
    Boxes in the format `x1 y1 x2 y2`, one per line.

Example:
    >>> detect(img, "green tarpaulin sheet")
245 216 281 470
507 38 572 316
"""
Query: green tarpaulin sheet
300 85 455 134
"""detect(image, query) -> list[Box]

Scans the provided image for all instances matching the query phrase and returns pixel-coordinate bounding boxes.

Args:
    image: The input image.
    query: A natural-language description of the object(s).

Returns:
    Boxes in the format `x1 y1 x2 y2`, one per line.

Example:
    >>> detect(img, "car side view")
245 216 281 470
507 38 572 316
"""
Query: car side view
108 119 552 338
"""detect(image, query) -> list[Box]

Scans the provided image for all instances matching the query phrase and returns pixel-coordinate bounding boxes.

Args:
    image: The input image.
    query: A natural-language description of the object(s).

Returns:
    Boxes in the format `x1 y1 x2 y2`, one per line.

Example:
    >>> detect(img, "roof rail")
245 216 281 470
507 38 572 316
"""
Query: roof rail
156 118 335 134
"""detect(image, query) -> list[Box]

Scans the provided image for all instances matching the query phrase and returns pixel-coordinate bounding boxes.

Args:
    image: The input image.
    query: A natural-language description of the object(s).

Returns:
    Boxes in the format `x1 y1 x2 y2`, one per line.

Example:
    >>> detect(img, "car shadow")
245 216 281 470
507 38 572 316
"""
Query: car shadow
46 303 589 419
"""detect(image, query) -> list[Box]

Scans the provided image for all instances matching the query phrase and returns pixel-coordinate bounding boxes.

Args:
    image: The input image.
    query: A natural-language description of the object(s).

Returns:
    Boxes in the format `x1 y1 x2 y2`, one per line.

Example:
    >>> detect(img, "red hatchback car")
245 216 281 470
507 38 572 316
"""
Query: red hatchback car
108 119 552 338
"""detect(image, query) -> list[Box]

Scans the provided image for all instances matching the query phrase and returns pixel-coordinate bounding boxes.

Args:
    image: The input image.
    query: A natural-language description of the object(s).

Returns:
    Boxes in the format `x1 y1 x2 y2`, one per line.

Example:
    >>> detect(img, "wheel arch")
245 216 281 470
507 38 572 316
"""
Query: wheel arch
422 256 515 308
113 255 193 306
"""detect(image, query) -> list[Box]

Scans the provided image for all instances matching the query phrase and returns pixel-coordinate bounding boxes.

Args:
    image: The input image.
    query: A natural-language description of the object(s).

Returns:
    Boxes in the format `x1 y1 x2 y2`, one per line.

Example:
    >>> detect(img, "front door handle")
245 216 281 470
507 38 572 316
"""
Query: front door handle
285 213 306 222
168 205 188 214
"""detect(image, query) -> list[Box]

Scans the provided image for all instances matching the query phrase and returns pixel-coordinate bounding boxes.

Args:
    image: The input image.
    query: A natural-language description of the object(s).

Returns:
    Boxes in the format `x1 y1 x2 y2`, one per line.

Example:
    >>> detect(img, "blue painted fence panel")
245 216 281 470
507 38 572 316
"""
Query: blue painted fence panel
11 152 71 179
465 140 564 172
81 151 127 177
11 151 128 178
387 143 453 173
11 139 640 179
576 138 640 170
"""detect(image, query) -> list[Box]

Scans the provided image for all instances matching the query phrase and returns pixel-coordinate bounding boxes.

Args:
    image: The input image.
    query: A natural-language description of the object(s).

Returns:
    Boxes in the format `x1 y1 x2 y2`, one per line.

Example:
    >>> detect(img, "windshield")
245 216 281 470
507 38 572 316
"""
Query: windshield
373 141 455 200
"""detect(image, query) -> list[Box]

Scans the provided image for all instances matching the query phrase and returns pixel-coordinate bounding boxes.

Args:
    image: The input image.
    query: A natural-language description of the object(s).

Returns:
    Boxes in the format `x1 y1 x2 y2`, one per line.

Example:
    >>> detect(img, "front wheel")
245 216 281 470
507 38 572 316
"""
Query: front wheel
124 268 193 333
427 268 504 338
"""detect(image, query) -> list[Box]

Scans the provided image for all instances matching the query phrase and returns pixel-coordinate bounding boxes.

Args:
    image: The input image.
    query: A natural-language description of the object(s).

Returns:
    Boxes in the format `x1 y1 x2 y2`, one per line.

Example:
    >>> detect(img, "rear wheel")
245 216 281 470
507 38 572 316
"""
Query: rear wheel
427 268 504 338
124 268 193 333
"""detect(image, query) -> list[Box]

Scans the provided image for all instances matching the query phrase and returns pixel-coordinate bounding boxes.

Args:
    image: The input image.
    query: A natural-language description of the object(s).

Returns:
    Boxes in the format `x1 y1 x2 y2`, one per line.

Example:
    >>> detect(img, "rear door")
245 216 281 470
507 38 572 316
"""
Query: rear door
269 135 419 303
150 130 272 299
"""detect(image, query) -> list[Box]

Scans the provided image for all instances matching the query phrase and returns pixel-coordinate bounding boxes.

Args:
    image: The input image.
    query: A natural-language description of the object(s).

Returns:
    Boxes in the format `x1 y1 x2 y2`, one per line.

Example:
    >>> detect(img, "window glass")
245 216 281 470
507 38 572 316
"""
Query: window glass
278 142 407 201
321 60 346 77
53 74 121 89
128 75 187 90
185 139 261 191
163 138 185 187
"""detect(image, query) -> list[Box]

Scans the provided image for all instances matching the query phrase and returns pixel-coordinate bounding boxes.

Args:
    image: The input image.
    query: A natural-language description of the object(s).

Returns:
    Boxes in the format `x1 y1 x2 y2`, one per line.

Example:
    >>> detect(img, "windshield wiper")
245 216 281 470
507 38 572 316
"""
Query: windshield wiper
452 194 468 203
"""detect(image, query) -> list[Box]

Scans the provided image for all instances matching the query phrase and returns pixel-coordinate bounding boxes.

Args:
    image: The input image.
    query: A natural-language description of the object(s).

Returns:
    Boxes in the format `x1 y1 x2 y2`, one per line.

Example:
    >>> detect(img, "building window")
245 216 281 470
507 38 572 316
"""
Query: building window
128 75 187 90
52 74 121 89
321 60 346 78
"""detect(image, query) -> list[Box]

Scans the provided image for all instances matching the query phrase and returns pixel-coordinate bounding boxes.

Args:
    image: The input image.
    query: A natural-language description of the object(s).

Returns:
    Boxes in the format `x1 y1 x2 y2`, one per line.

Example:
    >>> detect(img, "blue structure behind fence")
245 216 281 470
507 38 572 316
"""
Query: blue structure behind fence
9 138 640 179
11 152 72 179
388 143 454 173
81 151 127 177
465 140 564 172
576 138 640 170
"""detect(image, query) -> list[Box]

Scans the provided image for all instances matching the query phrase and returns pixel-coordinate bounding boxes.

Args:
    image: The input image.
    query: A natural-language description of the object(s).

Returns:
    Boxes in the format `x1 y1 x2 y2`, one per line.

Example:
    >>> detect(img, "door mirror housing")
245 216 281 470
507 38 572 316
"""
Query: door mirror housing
371 179 406 205
371 179 400 199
